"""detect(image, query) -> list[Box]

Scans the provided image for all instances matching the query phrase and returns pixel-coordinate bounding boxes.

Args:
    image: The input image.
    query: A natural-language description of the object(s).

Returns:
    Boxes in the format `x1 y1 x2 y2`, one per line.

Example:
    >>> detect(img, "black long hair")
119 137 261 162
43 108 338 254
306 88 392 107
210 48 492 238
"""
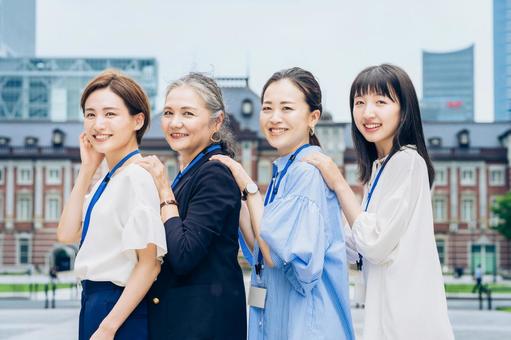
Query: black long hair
350 64 435 187
261 67 322 146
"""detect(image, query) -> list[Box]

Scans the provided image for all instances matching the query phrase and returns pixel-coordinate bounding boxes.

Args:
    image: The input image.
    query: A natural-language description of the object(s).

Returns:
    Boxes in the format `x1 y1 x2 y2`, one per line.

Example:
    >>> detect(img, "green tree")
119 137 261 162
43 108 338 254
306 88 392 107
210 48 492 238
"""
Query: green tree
492 192 511 239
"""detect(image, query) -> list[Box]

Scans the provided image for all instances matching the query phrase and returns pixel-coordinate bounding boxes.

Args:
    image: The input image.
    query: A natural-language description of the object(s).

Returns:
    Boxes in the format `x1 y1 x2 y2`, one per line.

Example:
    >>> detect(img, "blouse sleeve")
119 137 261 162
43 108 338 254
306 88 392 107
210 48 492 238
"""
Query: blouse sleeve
260 165 328 296
352 151 423 265
164 161 240 276
121 165 167 261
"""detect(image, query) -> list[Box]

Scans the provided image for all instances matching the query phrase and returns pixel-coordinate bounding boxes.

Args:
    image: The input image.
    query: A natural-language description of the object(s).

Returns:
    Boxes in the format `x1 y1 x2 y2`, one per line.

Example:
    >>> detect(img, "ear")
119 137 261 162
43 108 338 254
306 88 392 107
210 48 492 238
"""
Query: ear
212 111 225 132
134 112 145 131
309 109 321 129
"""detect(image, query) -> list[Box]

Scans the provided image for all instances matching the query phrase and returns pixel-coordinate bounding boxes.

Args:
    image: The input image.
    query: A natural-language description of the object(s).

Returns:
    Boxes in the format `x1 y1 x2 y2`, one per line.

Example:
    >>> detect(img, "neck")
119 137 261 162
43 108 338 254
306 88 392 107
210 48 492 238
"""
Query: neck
277 138 309 157
179 143 212 170
105 139 139 170
375 140 393 159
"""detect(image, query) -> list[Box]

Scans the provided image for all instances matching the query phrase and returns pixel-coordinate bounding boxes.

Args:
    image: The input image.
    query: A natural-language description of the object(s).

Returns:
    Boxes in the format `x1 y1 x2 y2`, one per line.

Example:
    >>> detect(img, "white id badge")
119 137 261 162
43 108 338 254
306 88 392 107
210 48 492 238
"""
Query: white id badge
248 286 267 309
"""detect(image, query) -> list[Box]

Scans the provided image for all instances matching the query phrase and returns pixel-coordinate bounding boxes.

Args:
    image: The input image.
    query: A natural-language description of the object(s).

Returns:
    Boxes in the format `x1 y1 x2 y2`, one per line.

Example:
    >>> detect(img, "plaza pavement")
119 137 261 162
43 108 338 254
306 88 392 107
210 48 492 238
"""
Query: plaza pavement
1 272 511 339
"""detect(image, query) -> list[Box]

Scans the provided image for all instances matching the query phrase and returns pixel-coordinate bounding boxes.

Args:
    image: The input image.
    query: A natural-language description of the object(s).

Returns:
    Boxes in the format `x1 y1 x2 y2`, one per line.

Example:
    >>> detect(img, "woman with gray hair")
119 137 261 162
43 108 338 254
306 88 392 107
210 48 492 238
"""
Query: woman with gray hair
136 73 246 339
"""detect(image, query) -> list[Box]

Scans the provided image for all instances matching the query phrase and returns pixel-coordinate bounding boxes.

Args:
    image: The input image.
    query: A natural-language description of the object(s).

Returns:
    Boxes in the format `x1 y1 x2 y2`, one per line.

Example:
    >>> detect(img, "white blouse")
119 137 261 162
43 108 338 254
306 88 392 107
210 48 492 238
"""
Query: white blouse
74 163 167 287
351 146 454 340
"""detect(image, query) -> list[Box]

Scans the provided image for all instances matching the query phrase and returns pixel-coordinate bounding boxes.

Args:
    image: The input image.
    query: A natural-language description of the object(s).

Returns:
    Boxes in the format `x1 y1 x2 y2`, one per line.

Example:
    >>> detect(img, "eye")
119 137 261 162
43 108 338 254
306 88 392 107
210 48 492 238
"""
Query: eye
354 100 364 106
282 106 293 112
262 106 272 112
85 112 95 118
376 99 388 105
105 112 116 117
162 110 173 117
183 111 195 117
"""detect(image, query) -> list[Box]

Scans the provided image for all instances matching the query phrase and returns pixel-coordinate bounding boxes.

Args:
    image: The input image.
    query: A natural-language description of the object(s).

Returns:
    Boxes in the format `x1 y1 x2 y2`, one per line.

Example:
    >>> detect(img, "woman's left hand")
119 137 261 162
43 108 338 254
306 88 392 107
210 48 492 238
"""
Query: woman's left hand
210 155 253 191
136 155 173 200
90 325 115 340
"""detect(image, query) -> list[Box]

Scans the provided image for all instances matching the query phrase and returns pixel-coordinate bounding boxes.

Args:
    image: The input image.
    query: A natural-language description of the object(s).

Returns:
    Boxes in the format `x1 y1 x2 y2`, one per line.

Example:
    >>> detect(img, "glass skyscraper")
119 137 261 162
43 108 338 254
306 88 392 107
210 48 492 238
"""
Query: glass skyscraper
422 45 474 122
0 57 158 121
494 0 511 121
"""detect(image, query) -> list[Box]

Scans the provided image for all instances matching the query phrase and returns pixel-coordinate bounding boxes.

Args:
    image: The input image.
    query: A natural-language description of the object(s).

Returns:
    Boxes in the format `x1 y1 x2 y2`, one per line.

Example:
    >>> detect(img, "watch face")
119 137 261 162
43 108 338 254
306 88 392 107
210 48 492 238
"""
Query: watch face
246 182 258 194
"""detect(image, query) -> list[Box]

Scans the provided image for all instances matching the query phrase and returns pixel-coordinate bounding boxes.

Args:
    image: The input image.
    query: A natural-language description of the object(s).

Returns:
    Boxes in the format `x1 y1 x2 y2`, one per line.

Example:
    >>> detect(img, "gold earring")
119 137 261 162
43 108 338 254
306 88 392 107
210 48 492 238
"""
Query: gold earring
210 131 221 143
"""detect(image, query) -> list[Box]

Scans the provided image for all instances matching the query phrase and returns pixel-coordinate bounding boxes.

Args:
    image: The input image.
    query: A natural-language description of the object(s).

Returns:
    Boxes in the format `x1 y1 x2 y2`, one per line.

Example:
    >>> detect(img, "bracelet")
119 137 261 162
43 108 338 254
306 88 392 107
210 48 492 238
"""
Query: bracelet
160 199 179 209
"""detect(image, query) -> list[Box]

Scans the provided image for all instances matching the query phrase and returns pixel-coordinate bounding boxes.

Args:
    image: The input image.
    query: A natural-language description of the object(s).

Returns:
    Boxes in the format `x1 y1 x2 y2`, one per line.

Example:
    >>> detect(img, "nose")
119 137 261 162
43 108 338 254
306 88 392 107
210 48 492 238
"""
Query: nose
269 110 283 124
166 115 183 130
93 115 107 130
362 102 376 119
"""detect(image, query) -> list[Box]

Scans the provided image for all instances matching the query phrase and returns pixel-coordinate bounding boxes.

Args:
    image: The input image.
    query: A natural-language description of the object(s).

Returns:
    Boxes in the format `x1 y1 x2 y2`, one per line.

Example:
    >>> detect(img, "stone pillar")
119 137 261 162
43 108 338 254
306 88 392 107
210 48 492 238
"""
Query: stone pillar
34 161 43 229
5 161 14 230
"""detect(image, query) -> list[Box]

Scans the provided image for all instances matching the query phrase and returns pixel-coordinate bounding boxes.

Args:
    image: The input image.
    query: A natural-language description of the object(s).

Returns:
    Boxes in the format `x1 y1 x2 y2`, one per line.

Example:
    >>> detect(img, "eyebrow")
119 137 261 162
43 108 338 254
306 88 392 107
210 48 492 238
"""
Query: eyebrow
84 106 120 111
262 101 295 105
163 106 198 111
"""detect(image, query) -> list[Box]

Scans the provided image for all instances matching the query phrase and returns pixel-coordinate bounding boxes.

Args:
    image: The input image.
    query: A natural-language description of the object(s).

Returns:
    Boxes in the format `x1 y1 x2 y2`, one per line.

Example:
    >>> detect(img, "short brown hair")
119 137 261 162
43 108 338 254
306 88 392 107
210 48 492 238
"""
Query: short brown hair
80 69 151 144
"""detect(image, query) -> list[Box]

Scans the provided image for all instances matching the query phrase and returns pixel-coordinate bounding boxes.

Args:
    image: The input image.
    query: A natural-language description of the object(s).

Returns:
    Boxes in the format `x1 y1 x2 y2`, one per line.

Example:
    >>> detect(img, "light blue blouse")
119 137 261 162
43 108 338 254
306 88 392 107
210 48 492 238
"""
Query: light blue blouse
248 146 355 340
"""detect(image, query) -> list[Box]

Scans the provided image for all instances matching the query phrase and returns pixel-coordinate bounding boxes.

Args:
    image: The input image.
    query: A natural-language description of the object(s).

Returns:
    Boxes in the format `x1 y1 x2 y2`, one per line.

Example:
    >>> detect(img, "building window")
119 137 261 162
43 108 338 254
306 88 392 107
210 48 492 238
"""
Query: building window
436 239 445 266
345 165 359 185
0 193 4 221
460 167 476 186
257 160 272 185
16 194 32 221
45 195 61 221
17 236 31 265
46 166 61 185
489 166 506 186
433 196 447 222
434 167 447 186
461 196 475 223
17 167 33 185
166 160 178 179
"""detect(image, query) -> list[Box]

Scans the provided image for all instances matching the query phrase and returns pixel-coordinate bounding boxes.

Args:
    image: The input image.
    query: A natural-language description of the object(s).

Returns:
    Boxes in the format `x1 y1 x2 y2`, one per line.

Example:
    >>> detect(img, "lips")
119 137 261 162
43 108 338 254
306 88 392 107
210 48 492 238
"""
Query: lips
170 132 189 139
363 123 382 132
93 134 112 142
268 127 288 136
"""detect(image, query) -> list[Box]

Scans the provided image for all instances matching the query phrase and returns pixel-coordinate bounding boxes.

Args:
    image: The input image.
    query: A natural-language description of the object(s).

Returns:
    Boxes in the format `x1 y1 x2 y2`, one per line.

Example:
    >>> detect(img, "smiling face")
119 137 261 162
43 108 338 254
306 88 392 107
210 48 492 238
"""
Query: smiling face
161 85 220 165
352 91 401 158
260 79 319 156
83 87 143 159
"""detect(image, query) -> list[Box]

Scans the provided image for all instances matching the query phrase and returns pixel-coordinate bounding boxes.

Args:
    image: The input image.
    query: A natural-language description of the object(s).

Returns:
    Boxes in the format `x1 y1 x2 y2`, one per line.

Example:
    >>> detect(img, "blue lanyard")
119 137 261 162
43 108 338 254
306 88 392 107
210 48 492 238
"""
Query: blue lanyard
80 149 140 247
356 157 389 270
171 144 221 190
255 144 311 275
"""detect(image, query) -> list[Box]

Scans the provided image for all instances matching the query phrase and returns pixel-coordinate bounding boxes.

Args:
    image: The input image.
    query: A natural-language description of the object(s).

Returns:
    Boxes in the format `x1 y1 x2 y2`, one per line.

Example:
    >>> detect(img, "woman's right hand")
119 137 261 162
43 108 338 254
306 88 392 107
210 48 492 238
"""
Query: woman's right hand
209 155 253 191
301 152 344 192
79 132 104 172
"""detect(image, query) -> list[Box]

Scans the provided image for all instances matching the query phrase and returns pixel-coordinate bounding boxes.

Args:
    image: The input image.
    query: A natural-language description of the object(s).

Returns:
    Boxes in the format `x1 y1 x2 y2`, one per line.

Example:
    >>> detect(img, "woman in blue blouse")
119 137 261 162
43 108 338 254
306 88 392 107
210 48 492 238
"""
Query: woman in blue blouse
212 67 354 340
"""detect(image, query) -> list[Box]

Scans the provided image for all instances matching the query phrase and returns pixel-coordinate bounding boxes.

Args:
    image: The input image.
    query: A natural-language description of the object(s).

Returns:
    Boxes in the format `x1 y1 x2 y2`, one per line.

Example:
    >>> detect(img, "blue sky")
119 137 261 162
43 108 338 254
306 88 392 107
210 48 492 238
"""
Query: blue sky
36 0 492 122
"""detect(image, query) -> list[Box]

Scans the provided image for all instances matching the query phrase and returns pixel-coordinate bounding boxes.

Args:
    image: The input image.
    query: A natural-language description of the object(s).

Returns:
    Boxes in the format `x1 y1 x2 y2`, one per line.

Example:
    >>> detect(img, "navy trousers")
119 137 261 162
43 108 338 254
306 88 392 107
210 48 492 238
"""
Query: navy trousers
79 280 148 340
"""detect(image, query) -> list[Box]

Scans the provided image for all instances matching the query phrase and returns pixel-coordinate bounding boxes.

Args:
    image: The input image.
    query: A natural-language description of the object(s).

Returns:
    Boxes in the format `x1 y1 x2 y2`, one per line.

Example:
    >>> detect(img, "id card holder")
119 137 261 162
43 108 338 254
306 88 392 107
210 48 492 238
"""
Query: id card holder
248 286 267 309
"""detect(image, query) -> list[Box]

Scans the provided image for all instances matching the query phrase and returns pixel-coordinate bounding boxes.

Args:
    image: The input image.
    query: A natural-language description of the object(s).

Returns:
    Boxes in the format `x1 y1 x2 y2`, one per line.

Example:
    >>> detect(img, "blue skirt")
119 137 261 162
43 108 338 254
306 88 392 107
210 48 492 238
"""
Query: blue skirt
79 280 148 340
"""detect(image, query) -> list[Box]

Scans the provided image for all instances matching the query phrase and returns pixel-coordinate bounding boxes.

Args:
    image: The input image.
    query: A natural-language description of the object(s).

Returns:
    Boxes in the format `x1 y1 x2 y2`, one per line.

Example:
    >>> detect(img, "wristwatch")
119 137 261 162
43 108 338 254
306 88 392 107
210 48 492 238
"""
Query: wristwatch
241 182 259 201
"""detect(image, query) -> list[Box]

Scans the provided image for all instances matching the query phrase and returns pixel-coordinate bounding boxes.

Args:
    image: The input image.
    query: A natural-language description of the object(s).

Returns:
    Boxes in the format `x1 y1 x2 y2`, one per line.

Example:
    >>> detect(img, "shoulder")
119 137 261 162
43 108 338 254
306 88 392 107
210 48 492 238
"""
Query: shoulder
287 159 327 195
385 146 428 184
119 164 159 197
194 160 238 190
388 146 425 172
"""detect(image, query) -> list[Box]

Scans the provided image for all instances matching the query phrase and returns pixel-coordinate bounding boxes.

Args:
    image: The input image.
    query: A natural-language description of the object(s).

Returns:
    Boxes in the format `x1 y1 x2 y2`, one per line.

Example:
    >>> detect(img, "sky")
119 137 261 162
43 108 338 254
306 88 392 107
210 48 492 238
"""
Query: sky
36 0 493 122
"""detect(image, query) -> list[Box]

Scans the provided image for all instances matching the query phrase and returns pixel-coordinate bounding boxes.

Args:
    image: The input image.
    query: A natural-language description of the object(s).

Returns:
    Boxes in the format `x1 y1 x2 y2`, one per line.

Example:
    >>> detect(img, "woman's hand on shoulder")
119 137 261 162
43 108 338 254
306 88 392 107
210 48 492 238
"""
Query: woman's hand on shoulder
301 152 344 192
135 155 173 200
210 155 253 191
79 132 104 173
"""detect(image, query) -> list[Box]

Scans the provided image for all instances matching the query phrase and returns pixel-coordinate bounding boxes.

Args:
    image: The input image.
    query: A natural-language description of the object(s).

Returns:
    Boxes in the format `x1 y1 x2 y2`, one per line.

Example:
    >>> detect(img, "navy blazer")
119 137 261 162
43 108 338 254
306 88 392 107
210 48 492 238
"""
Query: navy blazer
148 147 247 340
